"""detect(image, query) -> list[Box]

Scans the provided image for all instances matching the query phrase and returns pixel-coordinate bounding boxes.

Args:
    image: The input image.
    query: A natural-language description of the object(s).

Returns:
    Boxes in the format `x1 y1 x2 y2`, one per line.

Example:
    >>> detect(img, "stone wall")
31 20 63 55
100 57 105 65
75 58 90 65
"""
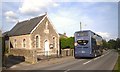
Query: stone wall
61 49 74 57
9 49 37 64
9 34 31 49
31 16 60 56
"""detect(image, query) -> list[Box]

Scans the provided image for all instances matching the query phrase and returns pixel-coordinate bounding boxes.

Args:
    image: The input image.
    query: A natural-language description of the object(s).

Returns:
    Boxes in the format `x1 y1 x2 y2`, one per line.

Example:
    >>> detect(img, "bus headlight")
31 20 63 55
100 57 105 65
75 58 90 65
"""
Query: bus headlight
74 43 78 46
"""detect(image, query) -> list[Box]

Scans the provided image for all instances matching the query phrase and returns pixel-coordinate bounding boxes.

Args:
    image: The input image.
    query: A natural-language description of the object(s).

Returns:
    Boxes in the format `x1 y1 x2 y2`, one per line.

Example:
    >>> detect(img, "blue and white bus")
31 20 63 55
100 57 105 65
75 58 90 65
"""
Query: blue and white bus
74 30 103 58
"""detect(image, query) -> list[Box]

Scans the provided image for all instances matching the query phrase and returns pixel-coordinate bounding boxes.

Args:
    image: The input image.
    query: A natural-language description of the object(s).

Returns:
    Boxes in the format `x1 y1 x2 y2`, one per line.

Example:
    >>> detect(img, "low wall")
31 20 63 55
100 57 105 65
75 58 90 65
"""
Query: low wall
61 49 74 57
9 48 37 64
9 48 74 63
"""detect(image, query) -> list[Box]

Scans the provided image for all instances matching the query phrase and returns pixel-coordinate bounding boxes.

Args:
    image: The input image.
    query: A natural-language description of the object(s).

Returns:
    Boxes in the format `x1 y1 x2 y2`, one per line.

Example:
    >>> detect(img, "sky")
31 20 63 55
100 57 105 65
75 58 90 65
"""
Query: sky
1 0 119 41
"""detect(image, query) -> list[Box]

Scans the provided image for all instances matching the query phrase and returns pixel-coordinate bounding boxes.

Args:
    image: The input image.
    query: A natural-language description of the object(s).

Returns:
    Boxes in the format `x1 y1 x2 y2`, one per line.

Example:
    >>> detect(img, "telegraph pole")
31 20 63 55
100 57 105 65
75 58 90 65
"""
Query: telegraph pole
80 22 82 31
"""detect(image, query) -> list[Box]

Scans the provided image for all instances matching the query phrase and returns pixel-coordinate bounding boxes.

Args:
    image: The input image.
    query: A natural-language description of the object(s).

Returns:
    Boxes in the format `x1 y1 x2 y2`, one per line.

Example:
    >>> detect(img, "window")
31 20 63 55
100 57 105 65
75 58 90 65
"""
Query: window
77 32 88 37
23 39 26 48
77 40 88 46
36 36 40 48
53 37 56 48
14 39 17 48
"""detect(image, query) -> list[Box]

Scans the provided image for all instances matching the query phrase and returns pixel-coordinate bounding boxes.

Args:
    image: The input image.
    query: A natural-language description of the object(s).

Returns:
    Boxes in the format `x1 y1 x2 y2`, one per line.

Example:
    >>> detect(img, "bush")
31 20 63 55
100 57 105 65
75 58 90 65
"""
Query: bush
60 37 74 49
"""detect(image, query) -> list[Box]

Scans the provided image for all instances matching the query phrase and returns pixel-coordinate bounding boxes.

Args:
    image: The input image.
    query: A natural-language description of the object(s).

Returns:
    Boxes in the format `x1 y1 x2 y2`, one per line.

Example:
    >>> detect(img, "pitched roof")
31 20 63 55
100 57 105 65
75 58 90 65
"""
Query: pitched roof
8 14 46 36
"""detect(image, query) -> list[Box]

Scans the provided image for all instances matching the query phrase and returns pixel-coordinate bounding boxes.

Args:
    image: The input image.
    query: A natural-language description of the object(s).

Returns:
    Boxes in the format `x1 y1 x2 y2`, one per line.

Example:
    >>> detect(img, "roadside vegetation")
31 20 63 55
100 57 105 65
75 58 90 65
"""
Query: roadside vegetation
102 38 120 71
60 37 74 49
60 37 120 71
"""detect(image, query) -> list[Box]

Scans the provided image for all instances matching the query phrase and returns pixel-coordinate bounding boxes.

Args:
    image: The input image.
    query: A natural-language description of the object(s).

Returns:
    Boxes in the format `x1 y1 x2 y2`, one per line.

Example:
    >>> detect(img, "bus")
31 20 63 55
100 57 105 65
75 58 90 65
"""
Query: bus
74 30 103 58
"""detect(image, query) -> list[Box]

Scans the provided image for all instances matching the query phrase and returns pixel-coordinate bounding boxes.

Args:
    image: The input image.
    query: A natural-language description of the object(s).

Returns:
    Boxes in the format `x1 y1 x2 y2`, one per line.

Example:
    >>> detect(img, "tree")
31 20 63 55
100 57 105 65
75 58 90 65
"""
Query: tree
67 37 74 49
108 39 117 49
116 38 120 50
60 37 67 49
102 39 108 48
60 37 74 49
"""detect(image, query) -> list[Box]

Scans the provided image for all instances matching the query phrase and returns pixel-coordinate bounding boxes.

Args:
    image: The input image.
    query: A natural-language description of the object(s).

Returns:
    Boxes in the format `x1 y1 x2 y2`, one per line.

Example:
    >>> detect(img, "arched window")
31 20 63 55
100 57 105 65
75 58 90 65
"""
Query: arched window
23 39 26 48
53 37 56 48
36 36 40 48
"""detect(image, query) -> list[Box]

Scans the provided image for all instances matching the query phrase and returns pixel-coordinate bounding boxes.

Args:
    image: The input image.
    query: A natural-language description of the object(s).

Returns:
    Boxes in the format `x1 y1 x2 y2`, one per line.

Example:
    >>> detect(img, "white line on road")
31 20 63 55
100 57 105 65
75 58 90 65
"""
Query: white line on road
83 50 112 65
93 56 101 60
83 60 92 65
11 65 17 68
64 69 70 72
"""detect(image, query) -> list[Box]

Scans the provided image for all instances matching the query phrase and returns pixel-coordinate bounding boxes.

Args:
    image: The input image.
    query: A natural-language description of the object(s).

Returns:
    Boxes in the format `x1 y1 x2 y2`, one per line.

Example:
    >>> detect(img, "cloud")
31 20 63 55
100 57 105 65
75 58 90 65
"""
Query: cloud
96 32 111 40
4 11 18 23
52 0 119 2
4 11 17 19
19 0 59 15
48 6 95 36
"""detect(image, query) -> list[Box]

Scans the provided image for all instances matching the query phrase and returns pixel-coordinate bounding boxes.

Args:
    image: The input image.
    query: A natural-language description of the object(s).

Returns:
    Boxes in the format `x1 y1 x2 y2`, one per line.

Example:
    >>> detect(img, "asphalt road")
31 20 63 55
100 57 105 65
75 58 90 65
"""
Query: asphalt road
7 49 118 71
35 50 118 70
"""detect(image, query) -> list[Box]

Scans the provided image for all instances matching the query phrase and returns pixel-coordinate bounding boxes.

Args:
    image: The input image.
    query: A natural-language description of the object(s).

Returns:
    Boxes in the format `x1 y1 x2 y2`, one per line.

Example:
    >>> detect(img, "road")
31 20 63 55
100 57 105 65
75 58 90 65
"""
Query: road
7 49 118 71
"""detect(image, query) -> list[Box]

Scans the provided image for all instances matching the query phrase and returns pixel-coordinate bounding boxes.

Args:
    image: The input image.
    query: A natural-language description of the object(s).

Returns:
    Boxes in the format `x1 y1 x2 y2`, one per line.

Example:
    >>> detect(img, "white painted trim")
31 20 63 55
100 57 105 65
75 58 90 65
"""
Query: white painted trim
30 15 47 34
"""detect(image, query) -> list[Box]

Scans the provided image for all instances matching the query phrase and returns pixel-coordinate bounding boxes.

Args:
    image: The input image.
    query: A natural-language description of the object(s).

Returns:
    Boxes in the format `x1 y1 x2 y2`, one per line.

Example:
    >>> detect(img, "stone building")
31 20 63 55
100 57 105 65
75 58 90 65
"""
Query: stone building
5 13 60 63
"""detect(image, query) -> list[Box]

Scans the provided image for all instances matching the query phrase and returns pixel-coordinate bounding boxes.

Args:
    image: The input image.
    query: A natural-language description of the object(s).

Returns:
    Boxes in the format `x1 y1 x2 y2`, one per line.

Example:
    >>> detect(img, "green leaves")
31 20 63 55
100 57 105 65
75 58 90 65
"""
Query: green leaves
102 38 120 50
60 37 74 49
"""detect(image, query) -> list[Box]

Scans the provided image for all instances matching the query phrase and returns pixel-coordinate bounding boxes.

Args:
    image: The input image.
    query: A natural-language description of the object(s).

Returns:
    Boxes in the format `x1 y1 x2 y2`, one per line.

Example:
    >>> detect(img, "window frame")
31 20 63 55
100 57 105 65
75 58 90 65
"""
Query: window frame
52 36 56 48
35 35 40 48
23 39 26 48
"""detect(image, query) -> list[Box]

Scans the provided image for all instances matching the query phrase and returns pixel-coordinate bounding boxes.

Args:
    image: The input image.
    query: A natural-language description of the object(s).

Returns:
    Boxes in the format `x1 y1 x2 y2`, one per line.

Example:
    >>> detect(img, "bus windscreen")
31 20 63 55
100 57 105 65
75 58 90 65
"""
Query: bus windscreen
77 40 88 45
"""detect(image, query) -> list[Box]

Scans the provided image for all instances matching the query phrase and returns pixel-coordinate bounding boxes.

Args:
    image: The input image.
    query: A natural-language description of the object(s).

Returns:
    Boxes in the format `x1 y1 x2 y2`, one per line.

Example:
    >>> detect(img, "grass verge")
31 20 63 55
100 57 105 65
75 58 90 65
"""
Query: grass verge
113 50 120 72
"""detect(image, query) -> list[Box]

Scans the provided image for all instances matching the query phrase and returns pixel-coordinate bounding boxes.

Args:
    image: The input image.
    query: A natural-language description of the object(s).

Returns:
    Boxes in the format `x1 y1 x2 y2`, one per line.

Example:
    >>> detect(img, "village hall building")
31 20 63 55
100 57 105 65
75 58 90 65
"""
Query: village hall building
4 13 60 63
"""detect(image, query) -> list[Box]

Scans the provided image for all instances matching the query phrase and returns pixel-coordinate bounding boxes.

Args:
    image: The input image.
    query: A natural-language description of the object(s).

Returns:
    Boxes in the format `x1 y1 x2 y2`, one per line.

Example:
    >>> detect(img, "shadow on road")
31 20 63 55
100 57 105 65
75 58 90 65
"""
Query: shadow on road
3 55 25 69
75 57 94 59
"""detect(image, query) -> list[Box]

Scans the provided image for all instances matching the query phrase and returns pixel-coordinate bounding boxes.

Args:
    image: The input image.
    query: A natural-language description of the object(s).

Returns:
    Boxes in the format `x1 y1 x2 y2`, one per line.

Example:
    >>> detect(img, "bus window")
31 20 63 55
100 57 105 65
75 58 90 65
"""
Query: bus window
77 32 88 37
77 40 88 45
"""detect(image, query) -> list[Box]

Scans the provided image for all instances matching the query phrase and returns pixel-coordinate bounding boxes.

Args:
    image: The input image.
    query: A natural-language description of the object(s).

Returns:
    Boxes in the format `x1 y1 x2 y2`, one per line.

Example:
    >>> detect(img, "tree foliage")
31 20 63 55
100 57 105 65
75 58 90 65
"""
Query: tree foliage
60 37 74 49
102 38 120 50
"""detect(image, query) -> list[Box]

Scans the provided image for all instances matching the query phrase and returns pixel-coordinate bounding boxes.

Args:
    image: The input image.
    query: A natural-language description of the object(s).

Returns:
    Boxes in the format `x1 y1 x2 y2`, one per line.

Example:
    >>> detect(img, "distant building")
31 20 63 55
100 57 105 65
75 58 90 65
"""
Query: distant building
59 33 67 38
3 13 60 63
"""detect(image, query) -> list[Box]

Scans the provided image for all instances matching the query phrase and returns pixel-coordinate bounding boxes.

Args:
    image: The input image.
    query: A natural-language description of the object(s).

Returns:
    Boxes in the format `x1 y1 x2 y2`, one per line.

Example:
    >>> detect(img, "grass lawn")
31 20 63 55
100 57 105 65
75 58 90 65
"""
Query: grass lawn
113 50 120 72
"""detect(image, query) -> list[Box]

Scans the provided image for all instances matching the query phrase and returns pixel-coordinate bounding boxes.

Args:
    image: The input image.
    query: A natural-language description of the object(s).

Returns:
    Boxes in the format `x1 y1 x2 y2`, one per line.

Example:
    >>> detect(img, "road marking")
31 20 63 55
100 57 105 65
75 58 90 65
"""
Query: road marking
83 50 112 65
93 56 101 60
93 50 111 61
64 69 70 72
83 60 92 65
11 65 17 68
